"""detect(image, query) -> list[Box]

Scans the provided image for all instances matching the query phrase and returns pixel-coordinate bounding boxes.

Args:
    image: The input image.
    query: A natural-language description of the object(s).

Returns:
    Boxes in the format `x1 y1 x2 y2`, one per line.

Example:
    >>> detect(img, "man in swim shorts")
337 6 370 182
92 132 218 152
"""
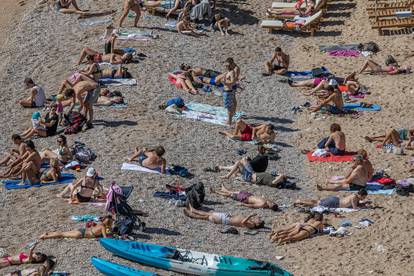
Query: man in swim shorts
128 146 167 173
295 189 369 209
365 128 414 149
264 47 290 76
219 119 277 143
317 123 346 155
309 86 345 114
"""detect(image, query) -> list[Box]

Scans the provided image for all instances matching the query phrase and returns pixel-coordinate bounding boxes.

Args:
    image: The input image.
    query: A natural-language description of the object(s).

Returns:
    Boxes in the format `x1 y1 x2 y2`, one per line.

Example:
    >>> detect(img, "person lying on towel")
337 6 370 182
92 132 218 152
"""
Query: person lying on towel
309 86 345 114
128 146 167 173
358 56 411 75
219 119 276 143
317 155 370 191
76 47 133 65
294 189 369 210
269 212 324 244
184 203 265 229
316 123 346 155
210 183 279 211
365 128 414 149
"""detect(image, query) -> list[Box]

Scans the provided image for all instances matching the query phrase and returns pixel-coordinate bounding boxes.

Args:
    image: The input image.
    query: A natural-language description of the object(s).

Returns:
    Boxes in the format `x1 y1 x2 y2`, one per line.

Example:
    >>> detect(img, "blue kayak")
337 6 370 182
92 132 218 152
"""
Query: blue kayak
91 257 157 276
100 238 293 276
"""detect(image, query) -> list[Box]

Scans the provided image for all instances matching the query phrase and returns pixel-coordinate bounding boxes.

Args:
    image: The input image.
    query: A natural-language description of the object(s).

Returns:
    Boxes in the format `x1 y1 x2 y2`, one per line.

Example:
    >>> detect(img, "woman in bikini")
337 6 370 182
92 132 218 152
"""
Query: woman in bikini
40 158 61 182
118 0 142 28
76 48 133 66
5 258 55 276
184 204 264 229
358 57 411 75
40 135 72 164
0 241 47 269
40 216 113 239
269 213 324 244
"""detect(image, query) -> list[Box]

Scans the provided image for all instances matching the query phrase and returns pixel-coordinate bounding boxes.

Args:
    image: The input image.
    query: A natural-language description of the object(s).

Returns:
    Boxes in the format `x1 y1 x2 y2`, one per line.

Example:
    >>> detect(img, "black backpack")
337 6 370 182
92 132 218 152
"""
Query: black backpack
185 182 205 209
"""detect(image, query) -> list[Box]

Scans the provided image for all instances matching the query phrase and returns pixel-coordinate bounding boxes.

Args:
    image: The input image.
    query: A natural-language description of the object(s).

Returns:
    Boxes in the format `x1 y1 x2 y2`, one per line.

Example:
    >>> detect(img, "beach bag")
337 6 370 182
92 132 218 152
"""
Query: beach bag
64 112 86 135
185 182 205 208
72 141 97 163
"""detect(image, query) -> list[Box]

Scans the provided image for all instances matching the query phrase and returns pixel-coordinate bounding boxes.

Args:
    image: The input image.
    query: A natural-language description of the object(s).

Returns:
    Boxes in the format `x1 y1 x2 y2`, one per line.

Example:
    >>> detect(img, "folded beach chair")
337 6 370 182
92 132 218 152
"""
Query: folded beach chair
261 10 323 36
267 0 327 19
371 17 414 31
367 0 414 10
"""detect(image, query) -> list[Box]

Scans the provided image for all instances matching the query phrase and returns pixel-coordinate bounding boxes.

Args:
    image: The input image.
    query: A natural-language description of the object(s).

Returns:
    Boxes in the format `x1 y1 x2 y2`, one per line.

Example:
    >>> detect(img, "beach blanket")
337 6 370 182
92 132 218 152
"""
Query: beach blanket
2 173 75 190
79 17 112 27
328 50 361 57
115 28 155 41
343 103 381 112
285 67 330 80
178 102 244 126
121 163 171 175
319 44 360 52
306 151 356 162
99 78 137 86
341 182 395 195
311 206 359 213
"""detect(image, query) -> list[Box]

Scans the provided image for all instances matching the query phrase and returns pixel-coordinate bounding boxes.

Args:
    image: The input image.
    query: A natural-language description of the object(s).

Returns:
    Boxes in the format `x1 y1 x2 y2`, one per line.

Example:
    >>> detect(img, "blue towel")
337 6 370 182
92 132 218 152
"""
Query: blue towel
286 67 330 80
2 173 75 190
121 47 136 54
341 183 395 195
343 103 381 112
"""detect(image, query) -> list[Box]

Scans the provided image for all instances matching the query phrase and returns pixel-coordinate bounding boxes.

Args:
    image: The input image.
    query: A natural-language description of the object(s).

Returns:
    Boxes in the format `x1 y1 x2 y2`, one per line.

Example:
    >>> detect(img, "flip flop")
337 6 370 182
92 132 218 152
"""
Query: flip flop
220 227 239 235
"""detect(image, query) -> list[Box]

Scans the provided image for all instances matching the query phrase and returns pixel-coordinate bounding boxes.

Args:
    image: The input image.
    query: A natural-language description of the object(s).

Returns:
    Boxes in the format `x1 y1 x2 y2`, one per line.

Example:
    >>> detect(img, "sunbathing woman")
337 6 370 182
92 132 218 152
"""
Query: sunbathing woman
173 70 199 94
40 135 72 164
0 140 37 179
219 119 277 143
365 128 414 148
358 57 411 75
184 204 264 229
269 213 324 244
96 89 125 106
0 134 27 166
210 184 279 211
20 105 59 140
76 47 133 65
128 146 167 173
119 0 142 28
5 257 55 276
40 158 61 182
0 241 47 268
40 215 113 239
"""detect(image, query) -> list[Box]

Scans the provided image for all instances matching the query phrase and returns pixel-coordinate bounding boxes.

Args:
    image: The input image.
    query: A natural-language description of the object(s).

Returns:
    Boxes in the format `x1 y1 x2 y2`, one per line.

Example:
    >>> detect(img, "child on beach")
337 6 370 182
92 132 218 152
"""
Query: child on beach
211 14 230 35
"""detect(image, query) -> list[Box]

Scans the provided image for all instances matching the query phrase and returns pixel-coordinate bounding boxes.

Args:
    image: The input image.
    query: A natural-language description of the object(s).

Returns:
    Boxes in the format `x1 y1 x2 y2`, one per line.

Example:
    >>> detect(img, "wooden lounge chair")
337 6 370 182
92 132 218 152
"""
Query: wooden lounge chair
368 8 413 18
371 17 414 29
270 1 305 10
267 0 326 20
367 1 414 10
260 10 323 36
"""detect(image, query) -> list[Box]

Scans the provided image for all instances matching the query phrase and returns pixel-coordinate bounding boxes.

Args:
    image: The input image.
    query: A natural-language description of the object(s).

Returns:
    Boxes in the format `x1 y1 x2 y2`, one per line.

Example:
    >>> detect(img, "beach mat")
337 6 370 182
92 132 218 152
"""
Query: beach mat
319 44 360 52
121 163 171 175
306 151 356 162
79 17 112 27
115 28 155 41
2 173 75 190
179 102 244 126
99 78 137 86
285 67 330 80
343 103 381 112
341 183 395 195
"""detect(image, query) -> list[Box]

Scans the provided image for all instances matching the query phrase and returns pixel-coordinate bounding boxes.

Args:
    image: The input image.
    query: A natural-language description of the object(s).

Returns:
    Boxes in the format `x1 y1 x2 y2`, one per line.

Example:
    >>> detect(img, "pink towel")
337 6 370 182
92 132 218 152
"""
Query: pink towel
328 50 361 57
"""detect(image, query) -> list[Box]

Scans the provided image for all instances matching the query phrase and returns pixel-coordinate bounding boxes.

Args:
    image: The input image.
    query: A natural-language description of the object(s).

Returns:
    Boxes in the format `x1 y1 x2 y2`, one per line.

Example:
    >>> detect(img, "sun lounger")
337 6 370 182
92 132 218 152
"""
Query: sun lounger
368 8 413 18
260 10 323 36
270 1 305 9
367 0 414 10
267 0 326 19
371 17 414 30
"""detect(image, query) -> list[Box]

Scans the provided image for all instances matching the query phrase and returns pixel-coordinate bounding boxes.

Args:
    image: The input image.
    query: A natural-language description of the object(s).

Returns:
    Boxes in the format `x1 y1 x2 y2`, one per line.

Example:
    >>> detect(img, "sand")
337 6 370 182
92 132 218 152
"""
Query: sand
0 0 413 275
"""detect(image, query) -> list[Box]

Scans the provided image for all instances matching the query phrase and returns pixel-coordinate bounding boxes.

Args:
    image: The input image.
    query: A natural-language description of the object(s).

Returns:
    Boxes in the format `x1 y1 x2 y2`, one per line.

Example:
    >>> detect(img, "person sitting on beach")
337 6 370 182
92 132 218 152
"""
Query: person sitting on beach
119 0 142 28
210 184 279 211
309 86 344 114
0 134 28 166
40 135 73 164
54 0 85 14
16 140 42 184
317 155 369 191
211 14 230 35
76 48 133 65
96 89 125 106
219 119 277 143
294 189 369 210
269 213 324 244
0 140 38 179
165 0 188 19
358 56 411 75
128 146 167 173
0 241 47 269
4 257 56 276
176 15 206 37
58 168 104 202
18 78 46 108
316 123 346 155
40 215 113 239
365 128 414 149
174 69 199 94
183 204 264 229
264 47 290 76
20 105 59 140
40 158 61 182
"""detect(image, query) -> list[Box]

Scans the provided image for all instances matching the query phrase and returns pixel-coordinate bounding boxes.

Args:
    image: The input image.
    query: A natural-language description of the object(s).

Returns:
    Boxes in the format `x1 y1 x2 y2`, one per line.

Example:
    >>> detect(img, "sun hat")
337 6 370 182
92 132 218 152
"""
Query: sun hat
86 167 96 177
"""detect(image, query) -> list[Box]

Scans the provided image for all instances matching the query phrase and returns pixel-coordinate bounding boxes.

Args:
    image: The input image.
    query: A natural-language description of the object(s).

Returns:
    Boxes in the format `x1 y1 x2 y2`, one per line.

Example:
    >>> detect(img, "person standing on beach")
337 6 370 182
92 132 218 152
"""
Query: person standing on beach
119 0 142 28
221 58 240 125
264 47 289 76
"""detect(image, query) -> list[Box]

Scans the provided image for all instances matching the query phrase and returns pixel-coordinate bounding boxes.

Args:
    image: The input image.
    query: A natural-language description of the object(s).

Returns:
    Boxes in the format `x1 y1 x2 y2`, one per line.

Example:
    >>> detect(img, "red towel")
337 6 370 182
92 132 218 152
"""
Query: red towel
167 73 182 89
306 151 356 162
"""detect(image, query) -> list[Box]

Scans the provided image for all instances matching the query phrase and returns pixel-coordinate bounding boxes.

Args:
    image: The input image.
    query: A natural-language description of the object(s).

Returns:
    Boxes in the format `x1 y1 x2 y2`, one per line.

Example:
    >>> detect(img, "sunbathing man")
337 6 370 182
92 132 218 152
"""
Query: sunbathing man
58 167 104 202
184 204 264 229
295 189 368 210
0 134 28 166
76 47 133 65
219 119 276 143
357 149 374 180
119 0 142 28
0 140 37 179
16 140 42 184
264 47 290 76
309 86 344 114
365 128 414 149
317 155 369 191
18 78 46 108
0 241 47 268
359 57 411 75
269 213 324 244
40 215 113 239
128 146 167 173
211 184 279 211
316 123 346 155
